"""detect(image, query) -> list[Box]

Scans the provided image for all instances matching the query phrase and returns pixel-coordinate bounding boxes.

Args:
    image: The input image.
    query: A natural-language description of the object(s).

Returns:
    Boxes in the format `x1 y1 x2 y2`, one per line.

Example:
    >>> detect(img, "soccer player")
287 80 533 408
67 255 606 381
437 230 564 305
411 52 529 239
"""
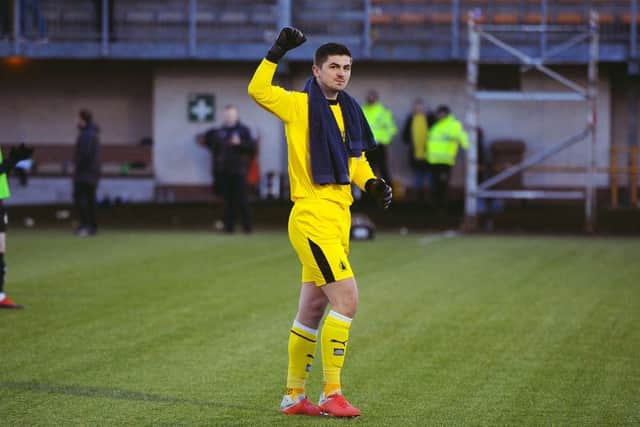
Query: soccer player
248 27 392 417
0 143 34 309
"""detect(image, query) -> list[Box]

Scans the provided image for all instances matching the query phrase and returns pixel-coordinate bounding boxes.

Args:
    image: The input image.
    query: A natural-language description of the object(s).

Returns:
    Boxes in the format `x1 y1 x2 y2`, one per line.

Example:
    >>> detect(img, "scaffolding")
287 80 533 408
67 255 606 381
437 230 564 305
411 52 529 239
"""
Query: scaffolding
464 11 599 232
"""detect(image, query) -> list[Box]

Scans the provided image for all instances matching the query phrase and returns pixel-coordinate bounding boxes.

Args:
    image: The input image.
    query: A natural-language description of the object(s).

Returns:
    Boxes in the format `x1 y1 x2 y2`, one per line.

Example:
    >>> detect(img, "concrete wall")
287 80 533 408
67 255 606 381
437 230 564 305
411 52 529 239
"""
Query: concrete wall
0 60 152 145
153 62 285 186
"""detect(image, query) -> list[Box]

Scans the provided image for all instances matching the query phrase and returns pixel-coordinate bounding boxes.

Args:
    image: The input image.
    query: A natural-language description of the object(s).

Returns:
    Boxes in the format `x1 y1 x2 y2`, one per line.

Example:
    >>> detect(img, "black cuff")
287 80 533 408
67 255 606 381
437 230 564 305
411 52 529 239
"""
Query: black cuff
365 178 377 193
266 45 285 63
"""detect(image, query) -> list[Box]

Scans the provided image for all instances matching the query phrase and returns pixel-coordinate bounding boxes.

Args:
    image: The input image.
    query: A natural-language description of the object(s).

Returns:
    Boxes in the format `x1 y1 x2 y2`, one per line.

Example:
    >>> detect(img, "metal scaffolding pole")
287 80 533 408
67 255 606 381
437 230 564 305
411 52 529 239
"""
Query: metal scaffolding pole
463 12 480 231
464 12 600 232
586 11 599 232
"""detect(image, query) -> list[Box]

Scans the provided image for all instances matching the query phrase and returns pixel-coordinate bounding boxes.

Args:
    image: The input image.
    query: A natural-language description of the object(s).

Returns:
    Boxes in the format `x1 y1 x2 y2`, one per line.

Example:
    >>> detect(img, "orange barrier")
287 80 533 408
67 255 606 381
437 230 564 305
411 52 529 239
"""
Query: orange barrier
611 144 619 208
609 144 639 209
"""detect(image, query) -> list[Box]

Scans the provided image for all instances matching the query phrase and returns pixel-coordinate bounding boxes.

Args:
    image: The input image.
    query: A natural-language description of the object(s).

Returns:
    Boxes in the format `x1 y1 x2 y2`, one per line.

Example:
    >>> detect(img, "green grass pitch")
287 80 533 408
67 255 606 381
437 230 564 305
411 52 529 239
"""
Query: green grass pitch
1 229 639 426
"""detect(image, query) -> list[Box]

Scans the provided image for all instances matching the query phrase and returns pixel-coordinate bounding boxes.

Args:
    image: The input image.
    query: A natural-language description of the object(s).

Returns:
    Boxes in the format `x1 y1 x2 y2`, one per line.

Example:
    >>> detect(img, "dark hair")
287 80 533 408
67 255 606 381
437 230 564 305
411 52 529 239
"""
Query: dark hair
79 109 93 123
314 43 352 67
436 105 450 115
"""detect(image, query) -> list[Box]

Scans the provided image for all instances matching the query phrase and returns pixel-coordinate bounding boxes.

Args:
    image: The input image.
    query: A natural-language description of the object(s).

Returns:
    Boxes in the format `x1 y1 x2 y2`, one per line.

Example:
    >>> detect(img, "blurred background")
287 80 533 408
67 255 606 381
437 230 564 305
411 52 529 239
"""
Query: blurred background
1 0 639 233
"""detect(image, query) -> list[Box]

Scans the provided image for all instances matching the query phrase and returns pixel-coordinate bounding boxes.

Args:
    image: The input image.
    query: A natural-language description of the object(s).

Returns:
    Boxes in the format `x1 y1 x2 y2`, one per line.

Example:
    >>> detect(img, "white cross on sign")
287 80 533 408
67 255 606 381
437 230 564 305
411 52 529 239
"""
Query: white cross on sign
188 94 214 122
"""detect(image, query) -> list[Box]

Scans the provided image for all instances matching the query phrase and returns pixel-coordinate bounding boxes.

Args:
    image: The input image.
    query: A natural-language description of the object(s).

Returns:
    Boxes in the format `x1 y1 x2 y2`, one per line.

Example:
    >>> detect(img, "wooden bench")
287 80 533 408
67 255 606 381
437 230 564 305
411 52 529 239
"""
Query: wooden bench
3 144 153 177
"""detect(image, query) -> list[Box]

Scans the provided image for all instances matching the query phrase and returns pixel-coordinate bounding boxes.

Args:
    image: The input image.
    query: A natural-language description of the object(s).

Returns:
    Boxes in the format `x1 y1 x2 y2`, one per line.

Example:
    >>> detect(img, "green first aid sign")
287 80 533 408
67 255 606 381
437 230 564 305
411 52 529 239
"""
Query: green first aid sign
188 94 215 122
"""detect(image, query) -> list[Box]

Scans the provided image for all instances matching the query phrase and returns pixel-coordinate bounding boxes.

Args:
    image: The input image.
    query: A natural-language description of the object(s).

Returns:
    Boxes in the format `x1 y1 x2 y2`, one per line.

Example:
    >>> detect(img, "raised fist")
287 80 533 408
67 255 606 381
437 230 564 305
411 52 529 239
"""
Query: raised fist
267 27 306 63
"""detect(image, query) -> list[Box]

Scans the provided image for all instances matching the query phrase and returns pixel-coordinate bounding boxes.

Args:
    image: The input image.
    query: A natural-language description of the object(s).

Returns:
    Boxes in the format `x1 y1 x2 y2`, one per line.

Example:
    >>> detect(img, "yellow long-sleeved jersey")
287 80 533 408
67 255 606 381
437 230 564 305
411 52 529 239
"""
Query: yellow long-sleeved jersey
248 59 375 207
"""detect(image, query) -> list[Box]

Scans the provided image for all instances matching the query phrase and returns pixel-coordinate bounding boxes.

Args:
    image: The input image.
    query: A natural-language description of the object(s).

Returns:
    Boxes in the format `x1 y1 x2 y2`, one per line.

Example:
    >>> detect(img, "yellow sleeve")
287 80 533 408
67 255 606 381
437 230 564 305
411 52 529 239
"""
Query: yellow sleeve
386 109 398 138
457 121 470 150
247 59 297 123
352 154 376 190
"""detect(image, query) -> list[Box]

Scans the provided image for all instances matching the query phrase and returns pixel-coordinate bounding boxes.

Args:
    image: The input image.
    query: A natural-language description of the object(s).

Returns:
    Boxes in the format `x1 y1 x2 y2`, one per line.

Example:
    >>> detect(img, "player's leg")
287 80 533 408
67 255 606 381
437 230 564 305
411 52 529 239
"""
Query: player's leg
288 282 327 393
281 282 327 415
315 204 361 416
316 277 360 416
284 200 360 416
0 203 21 309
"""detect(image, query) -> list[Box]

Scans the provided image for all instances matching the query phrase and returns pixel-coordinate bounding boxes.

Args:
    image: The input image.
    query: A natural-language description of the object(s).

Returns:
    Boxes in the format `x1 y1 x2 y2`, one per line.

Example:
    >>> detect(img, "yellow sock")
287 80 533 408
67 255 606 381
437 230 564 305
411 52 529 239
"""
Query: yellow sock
321 310 352 396
286 320 318 395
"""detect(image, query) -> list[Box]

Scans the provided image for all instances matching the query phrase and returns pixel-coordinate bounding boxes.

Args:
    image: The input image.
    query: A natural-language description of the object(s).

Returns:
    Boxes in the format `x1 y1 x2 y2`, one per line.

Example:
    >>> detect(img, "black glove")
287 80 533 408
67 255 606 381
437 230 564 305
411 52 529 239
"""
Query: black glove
266 27 306 63
365 178 392 209
0 143 34 175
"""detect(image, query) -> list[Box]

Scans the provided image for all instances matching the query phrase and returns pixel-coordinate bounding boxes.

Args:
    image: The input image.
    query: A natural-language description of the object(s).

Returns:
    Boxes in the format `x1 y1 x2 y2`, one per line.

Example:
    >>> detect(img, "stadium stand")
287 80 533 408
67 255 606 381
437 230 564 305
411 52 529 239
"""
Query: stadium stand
0 0 633 62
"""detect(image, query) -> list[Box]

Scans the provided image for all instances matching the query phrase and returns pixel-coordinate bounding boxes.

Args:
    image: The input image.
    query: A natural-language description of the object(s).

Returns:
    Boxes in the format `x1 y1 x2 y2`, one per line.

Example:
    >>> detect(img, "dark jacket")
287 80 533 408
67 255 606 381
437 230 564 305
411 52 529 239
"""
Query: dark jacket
402 111 436 167
204 122 256 176
74 122 101 185
401 111 436 147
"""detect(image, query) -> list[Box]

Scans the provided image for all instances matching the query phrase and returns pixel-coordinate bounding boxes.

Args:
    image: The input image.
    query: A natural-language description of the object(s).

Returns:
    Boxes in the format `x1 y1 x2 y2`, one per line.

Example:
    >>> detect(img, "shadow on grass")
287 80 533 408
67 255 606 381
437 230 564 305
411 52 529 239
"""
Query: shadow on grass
0 381 263 413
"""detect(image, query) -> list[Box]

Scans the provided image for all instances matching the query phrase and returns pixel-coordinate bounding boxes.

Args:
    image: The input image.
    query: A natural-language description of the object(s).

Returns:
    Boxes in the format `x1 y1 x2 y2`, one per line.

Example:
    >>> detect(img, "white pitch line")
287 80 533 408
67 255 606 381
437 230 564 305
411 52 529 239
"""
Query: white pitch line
418 230 460 245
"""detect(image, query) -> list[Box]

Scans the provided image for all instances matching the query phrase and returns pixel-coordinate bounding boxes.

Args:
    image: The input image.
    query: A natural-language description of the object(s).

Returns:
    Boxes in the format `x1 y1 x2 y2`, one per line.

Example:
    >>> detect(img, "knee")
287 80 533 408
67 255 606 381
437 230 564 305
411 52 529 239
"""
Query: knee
335 294 358 319
341 304 357 319
307 298 327 320
298 299 327 327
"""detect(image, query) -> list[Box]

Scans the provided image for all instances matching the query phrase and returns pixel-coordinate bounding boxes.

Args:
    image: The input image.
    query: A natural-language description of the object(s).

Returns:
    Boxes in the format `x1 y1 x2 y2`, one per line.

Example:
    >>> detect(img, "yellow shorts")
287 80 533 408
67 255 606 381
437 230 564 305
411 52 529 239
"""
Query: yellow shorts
288 198 353 286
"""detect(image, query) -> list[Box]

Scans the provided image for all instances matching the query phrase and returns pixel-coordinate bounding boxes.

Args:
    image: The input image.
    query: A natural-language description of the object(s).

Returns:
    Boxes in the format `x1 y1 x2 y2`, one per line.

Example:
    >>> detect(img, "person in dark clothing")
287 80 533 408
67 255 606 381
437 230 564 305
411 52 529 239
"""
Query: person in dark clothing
200 105 256 233
73 109 100 237
0 143 34 309
402 98 436 201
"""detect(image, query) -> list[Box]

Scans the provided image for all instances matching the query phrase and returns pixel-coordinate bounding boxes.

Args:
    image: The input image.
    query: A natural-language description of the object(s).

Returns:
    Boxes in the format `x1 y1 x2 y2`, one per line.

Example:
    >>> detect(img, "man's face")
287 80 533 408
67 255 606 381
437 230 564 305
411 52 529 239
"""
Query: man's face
312 54 352 95
366 90 378 104
223 107 239 126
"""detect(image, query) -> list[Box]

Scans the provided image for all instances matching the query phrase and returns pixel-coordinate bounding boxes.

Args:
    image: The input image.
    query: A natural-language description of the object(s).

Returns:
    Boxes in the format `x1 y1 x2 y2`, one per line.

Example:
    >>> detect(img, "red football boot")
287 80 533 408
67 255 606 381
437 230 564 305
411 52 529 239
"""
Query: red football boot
0 296 24 309
319 392 361 417
280 394 322 416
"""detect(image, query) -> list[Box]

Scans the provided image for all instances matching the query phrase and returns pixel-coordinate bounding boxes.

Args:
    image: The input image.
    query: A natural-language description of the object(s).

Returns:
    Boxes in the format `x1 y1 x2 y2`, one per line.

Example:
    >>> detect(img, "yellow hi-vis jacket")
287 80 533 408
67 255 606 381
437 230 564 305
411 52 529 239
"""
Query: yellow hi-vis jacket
426 114 469 165
362 102 397 145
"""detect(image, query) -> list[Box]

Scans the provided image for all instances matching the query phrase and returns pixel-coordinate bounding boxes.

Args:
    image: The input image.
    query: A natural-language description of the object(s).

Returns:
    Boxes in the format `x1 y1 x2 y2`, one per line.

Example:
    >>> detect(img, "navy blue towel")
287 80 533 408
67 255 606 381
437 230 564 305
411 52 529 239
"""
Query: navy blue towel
304 77 376 185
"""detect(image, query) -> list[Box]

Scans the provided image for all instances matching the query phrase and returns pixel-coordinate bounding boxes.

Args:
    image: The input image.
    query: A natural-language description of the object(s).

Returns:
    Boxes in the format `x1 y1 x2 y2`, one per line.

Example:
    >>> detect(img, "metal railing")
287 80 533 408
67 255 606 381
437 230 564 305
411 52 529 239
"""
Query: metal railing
0 0 638 62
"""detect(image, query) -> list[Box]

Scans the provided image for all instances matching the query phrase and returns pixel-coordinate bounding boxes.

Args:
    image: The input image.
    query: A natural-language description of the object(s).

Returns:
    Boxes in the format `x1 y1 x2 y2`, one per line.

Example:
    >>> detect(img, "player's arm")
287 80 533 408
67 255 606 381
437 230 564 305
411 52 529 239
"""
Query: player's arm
247 27 306 123
352 154 375 191
353 154 392 209
0 144 34 175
